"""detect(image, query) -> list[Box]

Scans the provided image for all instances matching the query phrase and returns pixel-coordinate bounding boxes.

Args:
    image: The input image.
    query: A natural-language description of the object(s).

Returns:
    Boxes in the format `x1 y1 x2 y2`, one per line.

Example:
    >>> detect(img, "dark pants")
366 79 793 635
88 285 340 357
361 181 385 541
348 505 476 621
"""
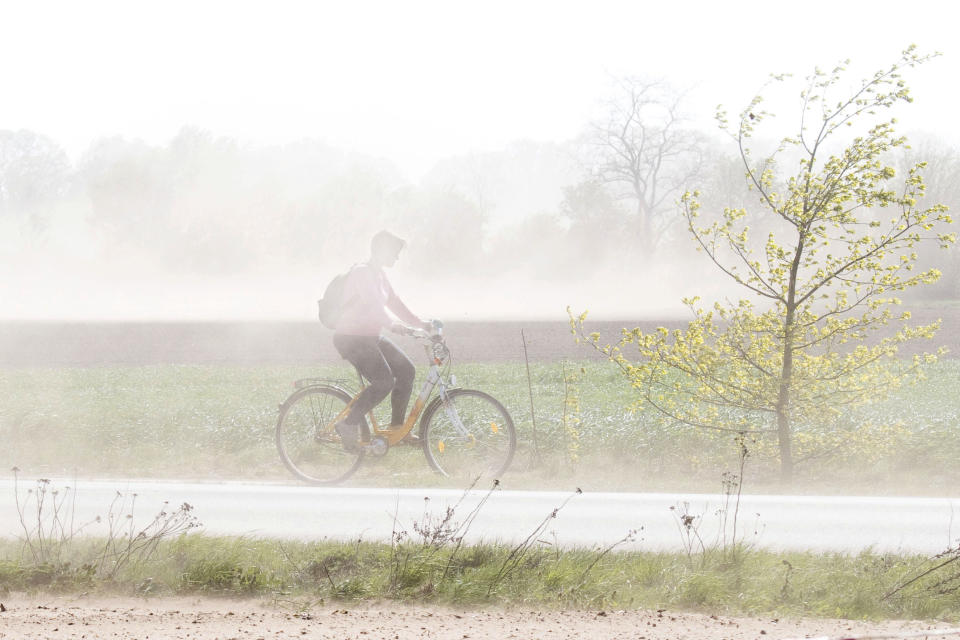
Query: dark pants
333 334 415 427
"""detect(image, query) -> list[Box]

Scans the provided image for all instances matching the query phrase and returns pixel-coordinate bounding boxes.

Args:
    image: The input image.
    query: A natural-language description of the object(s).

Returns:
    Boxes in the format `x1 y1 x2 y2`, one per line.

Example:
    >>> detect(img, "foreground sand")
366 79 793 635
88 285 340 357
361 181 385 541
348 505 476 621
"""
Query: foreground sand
0 595 952 640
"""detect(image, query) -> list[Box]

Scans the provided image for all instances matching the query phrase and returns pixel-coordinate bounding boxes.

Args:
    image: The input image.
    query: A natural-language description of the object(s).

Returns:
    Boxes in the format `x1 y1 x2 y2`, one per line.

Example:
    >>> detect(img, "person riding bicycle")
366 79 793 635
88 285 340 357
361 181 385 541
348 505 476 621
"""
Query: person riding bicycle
332 230 433 451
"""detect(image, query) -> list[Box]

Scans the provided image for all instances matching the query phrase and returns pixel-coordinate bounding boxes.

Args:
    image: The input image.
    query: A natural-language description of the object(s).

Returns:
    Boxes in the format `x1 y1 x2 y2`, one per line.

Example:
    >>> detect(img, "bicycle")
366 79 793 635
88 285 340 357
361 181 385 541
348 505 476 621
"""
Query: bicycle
275 321 517 485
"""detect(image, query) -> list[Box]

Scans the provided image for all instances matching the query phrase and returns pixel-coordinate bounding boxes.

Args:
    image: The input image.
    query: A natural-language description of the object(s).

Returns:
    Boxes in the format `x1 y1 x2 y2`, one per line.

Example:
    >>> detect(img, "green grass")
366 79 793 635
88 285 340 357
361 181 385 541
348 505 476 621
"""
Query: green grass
1 360 960 493
1 533 958 620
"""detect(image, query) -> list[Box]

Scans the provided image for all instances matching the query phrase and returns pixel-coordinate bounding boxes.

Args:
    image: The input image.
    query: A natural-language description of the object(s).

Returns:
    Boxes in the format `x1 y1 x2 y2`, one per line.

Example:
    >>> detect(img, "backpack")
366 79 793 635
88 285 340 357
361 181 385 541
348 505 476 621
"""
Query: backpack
317 269 353 330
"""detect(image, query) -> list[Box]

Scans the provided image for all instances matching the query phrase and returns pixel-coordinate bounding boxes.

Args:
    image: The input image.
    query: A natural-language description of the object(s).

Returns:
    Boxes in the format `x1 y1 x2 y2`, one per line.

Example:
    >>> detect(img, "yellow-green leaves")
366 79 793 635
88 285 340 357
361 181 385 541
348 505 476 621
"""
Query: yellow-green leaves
578 48 952 480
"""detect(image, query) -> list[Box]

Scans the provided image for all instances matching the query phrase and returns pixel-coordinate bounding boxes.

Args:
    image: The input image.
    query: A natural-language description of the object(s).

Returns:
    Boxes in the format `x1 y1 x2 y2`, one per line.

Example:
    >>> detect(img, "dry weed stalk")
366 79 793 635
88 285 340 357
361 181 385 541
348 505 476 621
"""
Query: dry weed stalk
487 487 582 595
10 468 201 580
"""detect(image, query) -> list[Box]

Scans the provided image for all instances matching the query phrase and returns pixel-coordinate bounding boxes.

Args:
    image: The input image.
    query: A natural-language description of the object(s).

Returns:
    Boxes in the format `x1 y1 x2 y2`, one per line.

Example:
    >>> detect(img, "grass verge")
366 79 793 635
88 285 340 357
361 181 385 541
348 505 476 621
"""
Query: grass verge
1 533 959 620
3 475 957 620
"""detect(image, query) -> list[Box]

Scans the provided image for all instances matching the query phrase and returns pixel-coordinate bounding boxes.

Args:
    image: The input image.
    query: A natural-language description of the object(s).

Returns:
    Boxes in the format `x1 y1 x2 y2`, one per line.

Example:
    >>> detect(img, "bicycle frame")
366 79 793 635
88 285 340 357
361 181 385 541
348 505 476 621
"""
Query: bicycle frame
384 362 444 444
318 332 460 448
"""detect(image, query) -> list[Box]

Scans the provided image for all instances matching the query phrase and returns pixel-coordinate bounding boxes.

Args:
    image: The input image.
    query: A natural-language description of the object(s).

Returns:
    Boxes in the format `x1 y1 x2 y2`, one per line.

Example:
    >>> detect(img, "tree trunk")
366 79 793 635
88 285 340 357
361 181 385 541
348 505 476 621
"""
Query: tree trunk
776 292 800 484
777 237 804 485
775 326 795 483
775 390 793 483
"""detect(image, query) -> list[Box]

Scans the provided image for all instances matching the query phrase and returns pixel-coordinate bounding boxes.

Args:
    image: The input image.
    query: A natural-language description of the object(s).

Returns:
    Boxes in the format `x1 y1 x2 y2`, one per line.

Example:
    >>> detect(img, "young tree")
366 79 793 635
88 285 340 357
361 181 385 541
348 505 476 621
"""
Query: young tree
573 47 954 482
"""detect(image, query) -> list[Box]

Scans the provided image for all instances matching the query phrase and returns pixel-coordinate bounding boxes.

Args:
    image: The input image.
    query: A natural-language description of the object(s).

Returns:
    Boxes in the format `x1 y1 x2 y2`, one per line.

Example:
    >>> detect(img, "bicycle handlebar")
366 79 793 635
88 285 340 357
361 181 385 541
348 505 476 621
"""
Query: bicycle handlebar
410 319 444 341
410 320 448 365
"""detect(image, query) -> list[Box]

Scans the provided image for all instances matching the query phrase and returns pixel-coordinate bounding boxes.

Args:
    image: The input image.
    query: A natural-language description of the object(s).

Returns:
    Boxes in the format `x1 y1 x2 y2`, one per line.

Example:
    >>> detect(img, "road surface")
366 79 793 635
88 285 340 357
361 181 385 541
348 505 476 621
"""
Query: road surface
1 478 956 554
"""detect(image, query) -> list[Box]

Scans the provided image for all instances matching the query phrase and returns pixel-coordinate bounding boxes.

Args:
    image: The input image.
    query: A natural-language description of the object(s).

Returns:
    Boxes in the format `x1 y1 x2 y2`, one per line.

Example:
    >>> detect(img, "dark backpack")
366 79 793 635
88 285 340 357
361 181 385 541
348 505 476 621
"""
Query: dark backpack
317 269 353 330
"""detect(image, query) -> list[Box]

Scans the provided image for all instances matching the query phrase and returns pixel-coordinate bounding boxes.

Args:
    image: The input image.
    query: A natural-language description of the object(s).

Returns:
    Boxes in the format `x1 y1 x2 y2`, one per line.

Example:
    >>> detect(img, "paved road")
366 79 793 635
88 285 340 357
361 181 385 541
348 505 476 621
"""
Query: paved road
1 479 956 554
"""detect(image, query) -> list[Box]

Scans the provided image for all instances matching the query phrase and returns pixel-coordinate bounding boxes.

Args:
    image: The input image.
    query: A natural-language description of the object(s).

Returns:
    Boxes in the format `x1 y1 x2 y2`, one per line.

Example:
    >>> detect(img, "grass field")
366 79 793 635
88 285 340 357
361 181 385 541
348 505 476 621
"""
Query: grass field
2 359 959 493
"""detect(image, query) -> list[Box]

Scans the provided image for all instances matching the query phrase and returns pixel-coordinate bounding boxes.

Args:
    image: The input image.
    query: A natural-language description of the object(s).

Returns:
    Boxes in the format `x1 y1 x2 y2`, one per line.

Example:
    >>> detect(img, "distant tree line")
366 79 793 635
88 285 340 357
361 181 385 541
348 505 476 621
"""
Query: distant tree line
2 82 958 298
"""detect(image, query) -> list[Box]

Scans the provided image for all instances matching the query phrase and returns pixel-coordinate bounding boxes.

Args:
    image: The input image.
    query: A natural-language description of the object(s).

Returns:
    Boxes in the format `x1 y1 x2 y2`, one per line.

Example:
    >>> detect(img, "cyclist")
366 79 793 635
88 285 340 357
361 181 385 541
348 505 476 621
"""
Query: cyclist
332 230 433 451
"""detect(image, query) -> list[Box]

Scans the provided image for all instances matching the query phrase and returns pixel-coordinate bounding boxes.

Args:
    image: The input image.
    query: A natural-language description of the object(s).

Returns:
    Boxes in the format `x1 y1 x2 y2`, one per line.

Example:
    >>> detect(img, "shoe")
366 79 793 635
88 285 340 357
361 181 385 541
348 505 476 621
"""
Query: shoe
334 420 360 453
387 424 421 446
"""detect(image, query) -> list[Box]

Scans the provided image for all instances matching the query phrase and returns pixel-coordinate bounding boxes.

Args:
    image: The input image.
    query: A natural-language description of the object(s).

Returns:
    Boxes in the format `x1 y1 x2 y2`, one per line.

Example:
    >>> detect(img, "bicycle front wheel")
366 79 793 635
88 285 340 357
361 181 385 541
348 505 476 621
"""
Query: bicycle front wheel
276 385 363 485
420 389 516 481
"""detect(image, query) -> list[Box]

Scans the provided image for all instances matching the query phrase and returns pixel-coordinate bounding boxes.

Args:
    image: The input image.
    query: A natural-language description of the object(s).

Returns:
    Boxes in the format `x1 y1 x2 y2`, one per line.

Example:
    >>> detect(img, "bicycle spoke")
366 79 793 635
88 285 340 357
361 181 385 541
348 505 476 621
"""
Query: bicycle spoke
423 389 515 480
276 386 363 485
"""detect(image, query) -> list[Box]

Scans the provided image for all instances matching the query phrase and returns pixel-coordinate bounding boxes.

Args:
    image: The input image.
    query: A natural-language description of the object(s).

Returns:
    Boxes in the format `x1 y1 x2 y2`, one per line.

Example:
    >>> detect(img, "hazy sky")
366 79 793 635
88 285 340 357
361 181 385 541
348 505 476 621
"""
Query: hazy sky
3 0 960 321
3 0 959 182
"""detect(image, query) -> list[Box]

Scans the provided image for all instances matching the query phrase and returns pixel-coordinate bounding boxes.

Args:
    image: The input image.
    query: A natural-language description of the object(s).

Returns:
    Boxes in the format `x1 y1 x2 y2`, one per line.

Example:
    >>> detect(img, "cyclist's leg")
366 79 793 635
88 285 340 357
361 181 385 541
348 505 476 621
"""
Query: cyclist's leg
377 336 415 426
332 334 396 428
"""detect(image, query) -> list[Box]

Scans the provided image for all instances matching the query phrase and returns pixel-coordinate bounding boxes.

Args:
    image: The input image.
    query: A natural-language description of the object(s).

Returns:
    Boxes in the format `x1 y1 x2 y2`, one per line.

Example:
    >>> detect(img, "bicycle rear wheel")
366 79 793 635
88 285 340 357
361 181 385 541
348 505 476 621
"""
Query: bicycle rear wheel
276 385 363 485
420 389 516 481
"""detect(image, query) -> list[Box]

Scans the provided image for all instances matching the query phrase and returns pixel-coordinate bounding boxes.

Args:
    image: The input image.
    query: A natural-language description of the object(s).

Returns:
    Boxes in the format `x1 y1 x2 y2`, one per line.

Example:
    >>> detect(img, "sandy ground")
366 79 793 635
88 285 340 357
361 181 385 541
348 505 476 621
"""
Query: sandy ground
0 595 953 640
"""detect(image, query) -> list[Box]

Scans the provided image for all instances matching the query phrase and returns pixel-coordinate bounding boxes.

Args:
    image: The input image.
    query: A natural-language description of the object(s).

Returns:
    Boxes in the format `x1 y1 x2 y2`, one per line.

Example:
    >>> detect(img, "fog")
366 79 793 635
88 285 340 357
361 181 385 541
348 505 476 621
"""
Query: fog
0 129 735 322
3 128 956 323
2 1 959 322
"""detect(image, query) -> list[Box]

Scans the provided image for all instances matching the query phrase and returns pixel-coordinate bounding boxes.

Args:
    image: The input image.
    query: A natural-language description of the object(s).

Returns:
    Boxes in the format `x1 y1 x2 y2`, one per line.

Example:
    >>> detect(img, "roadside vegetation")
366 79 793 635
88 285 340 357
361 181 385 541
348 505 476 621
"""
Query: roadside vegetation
1 359 959 493
5 535 960 619
1 477 958 620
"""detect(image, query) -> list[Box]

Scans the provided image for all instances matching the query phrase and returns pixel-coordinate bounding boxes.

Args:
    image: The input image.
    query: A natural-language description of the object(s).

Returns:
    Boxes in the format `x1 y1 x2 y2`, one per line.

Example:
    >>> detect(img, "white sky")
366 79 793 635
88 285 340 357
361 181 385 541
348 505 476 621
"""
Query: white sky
3 0 960 321
3 0 959 182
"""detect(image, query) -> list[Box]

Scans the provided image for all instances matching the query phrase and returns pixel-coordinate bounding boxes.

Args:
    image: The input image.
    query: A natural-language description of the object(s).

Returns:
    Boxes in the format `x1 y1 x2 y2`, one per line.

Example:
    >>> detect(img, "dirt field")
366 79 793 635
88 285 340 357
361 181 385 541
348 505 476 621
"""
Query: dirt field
1 308 958 366
0 595 951 640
